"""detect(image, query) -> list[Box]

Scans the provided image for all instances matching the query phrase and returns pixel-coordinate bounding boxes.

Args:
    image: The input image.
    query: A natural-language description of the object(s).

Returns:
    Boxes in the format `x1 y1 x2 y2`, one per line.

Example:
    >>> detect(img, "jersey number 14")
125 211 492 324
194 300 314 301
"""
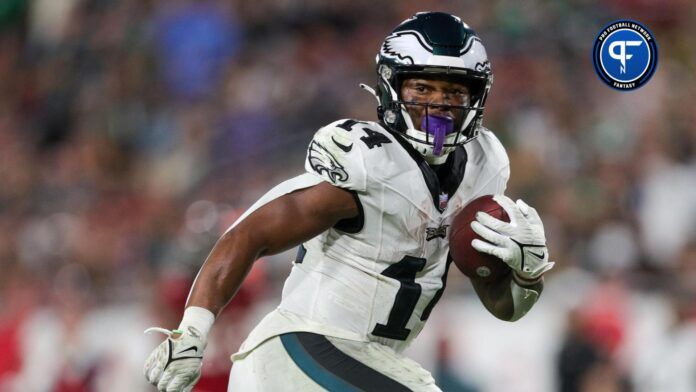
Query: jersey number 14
371 256 451 341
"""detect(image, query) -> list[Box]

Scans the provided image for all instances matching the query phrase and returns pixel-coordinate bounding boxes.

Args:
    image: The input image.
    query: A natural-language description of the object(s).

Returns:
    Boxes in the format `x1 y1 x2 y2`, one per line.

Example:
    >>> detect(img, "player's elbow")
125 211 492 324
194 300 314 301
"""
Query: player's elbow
210 229 268 279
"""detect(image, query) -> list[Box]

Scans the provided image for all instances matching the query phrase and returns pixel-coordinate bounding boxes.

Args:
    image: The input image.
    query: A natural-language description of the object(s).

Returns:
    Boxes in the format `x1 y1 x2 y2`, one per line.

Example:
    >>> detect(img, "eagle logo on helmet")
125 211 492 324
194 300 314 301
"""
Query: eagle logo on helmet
380 31 433 65
380 31 481 66
308 141 349 183
475 61 491 73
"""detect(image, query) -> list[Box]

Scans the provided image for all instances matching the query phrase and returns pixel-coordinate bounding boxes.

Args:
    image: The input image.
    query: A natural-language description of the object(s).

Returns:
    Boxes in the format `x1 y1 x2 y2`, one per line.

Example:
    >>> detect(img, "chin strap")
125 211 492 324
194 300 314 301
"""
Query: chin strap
421 147 450 165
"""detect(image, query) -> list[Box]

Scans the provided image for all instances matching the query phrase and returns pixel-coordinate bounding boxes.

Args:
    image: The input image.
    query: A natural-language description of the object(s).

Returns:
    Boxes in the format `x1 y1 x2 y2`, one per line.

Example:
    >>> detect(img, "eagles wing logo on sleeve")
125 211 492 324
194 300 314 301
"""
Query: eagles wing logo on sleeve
308 141 349 183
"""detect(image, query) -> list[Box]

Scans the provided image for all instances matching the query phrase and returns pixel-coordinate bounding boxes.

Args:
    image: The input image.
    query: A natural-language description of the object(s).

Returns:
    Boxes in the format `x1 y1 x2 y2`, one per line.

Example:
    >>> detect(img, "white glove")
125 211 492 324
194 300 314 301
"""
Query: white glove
470 195 554 283
143 326 206 392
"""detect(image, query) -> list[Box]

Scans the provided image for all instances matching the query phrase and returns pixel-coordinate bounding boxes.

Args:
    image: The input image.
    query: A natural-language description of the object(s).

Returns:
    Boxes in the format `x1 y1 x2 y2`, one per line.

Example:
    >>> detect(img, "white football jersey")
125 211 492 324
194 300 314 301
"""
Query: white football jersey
232 120 509 359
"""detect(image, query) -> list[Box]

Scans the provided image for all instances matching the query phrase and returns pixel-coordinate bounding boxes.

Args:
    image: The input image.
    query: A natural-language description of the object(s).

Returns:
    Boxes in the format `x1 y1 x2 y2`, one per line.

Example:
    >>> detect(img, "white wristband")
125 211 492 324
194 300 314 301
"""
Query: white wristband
512 271 543 286
178 306 215 337
509 279 541 321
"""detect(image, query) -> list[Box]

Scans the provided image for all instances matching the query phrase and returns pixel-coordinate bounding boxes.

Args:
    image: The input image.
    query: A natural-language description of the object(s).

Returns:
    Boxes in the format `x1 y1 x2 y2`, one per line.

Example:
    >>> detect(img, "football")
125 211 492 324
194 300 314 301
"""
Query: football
449 195 511 282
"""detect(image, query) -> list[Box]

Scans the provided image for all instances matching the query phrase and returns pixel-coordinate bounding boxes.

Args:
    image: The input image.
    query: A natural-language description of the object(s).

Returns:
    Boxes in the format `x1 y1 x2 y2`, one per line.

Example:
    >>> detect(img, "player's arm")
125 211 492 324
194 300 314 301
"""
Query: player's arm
469 195 554 322
470 274 543 321
143 181 358 391
187 181 358 314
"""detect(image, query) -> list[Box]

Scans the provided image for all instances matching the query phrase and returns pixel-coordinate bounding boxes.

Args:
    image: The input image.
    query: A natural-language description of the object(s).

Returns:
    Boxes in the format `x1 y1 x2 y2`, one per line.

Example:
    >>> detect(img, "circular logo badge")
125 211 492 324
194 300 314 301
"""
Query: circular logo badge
476 266 491 277
592 20 658 91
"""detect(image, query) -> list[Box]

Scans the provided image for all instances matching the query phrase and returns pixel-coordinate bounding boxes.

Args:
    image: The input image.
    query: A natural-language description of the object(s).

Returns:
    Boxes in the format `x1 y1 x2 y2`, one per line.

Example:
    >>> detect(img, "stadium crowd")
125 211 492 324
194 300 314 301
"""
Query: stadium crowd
0 0 694 391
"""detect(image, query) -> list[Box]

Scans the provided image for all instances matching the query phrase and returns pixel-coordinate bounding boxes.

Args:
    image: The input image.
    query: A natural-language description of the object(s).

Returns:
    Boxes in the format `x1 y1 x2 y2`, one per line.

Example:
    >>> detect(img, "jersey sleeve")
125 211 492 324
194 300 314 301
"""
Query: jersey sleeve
304 120 368 192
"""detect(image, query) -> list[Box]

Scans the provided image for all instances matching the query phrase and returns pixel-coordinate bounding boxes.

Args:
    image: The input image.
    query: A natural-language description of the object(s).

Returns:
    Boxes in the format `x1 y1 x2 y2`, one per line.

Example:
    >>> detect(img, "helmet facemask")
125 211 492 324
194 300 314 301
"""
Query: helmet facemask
378 65 491 164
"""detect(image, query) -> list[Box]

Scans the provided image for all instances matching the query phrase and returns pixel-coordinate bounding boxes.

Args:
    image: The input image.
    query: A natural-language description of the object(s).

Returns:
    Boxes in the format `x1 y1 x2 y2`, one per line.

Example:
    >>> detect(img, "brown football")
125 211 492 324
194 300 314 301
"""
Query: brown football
449 195 511 282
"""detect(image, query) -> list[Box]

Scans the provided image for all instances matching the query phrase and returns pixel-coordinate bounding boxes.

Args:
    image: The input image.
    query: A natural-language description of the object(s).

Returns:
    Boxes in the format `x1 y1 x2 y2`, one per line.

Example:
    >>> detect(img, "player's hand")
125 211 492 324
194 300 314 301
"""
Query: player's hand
470 195 554 283
143 326 206 392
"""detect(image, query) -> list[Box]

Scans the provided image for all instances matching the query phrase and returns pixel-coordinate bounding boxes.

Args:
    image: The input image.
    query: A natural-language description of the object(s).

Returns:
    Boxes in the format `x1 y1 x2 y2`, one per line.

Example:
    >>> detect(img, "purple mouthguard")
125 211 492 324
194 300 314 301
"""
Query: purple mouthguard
421 114 454 156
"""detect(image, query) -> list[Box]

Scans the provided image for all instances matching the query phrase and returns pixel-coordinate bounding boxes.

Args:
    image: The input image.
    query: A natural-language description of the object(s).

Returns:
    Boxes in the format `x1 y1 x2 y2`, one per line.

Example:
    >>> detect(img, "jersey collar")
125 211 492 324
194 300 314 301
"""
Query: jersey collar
379 122 467 213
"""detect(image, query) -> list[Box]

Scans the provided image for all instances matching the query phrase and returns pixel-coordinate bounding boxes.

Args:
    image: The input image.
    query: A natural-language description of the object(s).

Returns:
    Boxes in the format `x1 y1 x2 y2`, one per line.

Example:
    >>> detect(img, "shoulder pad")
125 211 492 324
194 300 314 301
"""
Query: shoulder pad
474 128 510 170
304 119 368 191
468 128 510 195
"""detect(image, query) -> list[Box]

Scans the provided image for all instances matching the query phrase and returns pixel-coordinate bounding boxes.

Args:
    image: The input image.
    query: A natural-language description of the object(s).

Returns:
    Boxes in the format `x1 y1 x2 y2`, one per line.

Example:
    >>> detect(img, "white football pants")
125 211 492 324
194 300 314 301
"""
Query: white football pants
227 332 441 391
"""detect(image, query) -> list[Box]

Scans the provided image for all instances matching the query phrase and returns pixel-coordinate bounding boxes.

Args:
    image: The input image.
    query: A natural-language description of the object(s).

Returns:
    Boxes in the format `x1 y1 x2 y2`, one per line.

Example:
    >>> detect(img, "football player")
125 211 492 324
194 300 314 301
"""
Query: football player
144 12 554 392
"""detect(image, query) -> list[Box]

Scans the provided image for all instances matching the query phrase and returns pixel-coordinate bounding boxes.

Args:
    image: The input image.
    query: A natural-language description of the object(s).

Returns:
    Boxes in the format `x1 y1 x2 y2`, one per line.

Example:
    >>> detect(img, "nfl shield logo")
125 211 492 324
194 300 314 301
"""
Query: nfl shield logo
439 193 449 210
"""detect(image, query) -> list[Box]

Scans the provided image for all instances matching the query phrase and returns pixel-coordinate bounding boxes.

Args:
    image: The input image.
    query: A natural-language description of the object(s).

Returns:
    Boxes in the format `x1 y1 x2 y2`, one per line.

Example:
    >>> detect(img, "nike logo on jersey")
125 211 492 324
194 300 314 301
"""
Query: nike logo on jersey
332 136 353 152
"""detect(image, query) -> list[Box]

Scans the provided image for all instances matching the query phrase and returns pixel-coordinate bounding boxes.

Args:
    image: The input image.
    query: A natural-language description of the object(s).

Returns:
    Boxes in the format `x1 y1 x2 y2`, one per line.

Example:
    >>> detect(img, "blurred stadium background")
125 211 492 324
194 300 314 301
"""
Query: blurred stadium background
1 0 695 391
